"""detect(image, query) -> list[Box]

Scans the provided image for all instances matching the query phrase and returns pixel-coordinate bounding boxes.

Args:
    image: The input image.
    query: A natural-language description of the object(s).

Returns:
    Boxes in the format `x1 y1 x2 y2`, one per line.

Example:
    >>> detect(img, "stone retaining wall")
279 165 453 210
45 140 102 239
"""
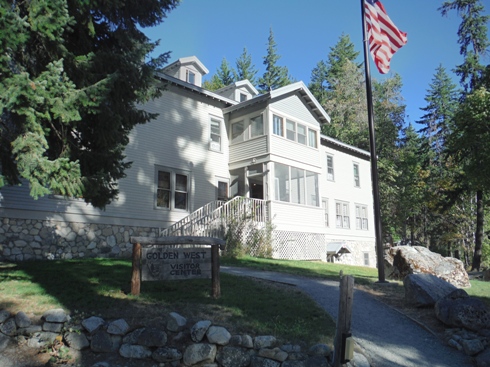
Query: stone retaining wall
0 217 159 261
0 308 340 367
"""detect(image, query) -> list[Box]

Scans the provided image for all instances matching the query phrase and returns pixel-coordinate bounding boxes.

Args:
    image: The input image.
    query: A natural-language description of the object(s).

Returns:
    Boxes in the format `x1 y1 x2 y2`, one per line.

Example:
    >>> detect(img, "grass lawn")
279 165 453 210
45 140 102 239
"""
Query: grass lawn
1 256 488 348
0 258 335 346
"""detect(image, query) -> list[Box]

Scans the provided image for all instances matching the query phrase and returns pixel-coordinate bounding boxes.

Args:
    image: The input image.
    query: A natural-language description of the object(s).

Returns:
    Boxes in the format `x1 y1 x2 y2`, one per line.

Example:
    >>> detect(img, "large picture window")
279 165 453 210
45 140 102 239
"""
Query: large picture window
274 163 319 207
156 168 189 211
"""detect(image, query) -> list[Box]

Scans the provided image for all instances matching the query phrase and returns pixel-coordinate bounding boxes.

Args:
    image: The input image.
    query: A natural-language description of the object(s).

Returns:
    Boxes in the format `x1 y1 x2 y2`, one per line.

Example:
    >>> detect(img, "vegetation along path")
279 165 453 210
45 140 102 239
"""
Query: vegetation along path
221 266 474 367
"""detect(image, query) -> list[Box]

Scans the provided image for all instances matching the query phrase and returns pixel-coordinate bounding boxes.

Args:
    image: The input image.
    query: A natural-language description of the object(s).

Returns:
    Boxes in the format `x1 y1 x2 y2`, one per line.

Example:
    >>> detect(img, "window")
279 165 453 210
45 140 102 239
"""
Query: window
306 170 318 206
273 115 283 136
290 167 305 204
250 115 263 138
274 163 319 207
217 181 228 200
186 69 195 84
326 155 334 181
286 120 296 141
231 120 244 143
308 129 317 148
156 169 189 211
364 252 370 266
356 204 368 230
209 118 221 151
353 163 360 187
297 124 307 145
336 201 350 228
322 198 329 227
274 163 290 202
240 93 247 102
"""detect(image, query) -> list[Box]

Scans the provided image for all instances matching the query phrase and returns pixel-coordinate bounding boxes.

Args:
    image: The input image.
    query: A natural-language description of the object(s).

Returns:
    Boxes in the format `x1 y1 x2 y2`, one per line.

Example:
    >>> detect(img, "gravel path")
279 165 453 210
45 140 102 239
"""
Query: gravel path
221 266 474 367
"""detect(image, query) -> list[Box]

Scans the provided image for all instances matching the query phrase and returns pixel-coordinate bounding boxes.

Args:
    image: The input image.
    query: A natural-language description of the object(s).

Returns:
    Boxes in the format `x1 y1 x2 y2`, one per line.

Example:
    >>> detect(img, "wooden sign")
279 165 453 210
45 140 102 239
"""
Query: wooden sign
142 247 212 281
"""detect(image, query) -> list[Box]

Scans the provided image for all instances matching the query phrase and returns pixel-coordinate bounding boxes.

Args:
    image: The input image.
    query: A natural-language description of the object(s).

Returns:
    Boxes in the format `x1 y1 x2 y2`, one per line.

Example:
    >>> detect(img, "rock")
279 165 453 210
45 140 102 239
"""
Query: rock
308 343 332 357
305 355 329 367
282 361 307 367
435 293 490 331
27 332 58 348
42 308 69 323
385 246 470 288
216 346 252 367
281 344 302 353
107 319 129 335
123 327 167 347
250 355 281 367
43 321 63 333
64 331 90 350
258 347 288 361
167 312 187 332
403 273 461 307
82 316 105 333
0 333 10 352
119 343 152 359
254 335 277 349
461 338 485 356
91 330 122 353
0 310 10 323
206 325 231 345
0 318 17 336
183 343 217 366
14 311 31 328
483 269 490 281
152 347 182 363
348 352 371 367
190 320 212 342
476 348 490 367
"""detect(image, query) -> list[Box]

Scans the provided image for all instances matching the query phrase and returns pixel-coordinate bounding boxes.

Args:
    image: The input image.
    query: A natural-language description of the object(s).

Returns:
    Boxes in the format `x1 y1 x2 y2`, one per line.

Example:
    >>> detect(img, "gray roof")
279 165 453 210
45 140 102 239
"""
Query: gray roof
326 242 352 254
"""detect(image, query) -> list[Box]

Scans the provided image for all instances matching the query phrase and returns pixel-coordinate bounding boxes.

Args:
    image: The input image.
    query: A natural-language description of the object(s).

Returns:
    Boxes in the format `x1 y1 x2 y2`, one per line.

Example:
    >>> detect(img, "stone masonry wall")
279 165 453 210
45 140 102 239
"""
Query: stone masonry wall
0 217 160 261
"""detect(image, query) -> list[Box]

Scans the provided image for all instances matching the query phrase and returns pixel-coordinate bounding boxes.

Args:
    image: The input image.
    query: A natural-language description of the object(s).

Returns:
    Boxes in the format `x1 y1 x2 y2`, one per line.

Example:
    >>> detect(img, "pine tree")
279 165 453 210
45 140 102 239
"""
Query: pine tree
440 0 490 270
235 48 258 86
258 28 292 93
0 0 179 208
325 34 360 88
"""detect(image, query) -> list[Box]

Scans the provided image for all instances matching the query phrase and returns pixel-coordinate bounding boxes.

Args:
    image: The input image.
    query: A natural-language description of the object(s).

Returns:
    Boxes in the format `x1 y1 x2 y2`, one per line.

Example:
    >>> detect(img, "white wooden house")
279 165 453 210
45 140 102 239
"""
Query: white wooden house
0 56 376 267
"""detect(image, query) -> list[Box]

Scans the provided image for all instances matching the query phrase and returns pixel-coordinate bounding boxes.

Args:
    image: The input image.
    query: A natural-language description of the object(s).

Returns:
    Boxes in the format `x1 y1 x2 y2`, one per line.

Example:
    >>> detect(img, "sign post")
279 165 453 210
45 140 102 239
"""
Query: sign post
130 236 225 298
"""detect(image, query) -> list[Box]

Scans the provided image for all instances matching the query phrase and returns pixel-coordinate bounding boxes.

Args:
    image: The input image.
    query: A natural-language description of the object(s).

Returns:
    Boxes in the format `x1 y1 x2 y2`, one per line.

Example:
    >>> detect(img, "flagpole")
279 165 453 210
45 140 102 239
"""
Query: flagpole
361 0 386 283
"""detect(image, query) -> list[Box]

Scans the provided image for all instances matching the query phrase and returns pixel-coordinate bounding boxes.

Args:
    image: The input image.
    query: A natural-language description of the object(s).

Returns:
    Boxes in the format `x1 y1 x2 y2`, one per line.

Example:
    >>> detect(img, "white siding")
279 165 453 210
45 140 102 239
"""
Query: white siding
270 202 324 232
229 136 268 163
0 85 231 228
270 93 320 127
319 144 375 243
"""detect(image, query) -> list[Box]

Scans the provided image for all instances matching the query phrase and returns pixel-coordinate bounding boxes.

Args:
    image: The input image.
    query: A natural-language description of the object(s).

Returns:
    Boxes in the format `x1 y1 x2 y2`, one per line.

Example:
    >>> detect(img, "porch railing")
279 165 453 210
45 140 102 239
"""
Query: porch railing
160 197 269 238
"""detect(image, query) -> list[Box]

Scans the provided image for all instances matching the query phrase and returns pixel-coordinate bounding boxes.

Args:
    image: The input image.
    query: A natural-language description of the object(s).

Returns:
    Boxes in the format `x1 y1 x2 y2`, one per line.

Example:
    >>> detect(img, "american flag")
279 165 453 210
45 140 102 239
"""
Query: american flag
364 0 407 74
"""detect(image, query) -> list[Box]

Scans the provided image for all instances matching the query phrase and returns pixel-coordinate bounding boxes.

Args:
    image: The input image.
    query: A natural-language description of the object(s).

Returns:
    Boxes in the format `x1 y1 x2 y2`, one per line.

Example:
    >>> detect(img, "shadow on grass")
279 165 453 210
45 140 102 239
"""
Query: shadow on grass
0 258 335 349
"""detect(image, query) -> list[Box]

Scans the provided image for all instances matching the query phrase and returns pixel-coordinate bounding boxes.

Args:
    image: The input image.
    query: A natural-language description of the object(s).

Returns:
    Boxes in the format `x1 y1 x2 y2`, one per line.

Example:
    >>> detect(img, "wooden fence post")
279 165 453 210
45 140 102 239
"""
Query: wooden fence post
211 244 221 298
333 275 354 367
131 242 142 296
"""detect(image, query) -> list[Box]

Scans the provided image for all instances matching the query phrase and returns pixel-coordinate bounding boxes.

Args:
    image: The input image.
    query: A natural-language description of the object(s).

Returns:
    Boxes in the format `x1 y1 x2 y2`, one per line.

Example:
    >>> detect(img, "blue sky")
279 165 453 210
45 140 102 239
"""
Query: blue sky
143 0 490 126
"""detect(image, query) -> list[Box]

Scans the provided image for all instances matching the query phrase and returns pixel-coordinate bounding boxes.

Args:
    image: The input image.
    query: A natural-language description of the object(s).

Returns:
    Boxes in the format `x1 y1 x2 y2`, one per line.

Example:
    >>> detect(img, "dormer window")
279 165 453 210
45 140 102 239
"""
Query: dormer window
186 69 195 84
240 93 247 102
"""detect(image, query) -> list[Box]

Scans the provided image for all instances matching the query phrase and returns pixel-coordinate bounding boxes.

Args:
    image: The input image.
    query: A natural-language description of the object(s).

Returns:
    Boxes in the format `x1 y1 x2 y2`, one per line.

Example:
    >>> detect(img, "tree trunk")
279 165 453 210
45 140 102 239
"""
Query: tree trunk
471 190 483 271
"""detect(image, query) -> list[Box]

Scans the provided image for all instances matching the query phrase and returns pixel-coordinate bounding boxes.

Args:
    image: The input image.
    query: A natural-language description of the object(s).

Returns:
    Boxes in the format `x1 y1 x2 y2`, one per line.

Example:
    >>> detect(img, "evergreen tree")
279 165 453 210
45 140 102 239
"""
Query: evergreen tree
440 0 490 270
235 48 258 85
325 34 360 88
0 0 179 208
258 28 292 93
203 58 236 91
308 60 329 106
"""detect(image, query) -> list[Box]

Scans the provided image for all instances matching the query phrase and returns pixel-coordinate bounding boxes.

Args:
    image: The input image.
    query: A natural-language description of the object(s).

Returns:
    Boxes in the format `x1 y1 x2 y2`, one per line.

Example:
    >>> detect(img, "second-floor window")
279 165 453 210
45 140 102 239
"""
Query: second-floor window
210 118 222 151
353 163 360 187
336 201 350 228
273 115 283 136
308 129 317 148
250 115 263 138
231 120 244 143
327 155 334 181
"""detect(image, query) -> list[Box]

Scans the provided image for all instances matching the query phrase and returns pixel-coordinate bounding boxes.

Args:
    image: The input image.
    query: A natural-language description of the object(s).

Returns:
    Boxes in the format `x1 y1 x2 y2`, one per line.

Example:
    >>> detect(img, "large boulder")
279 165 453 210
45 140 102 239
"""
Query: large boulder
403 273 461 307
385 246 470 288
435 290 490 331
